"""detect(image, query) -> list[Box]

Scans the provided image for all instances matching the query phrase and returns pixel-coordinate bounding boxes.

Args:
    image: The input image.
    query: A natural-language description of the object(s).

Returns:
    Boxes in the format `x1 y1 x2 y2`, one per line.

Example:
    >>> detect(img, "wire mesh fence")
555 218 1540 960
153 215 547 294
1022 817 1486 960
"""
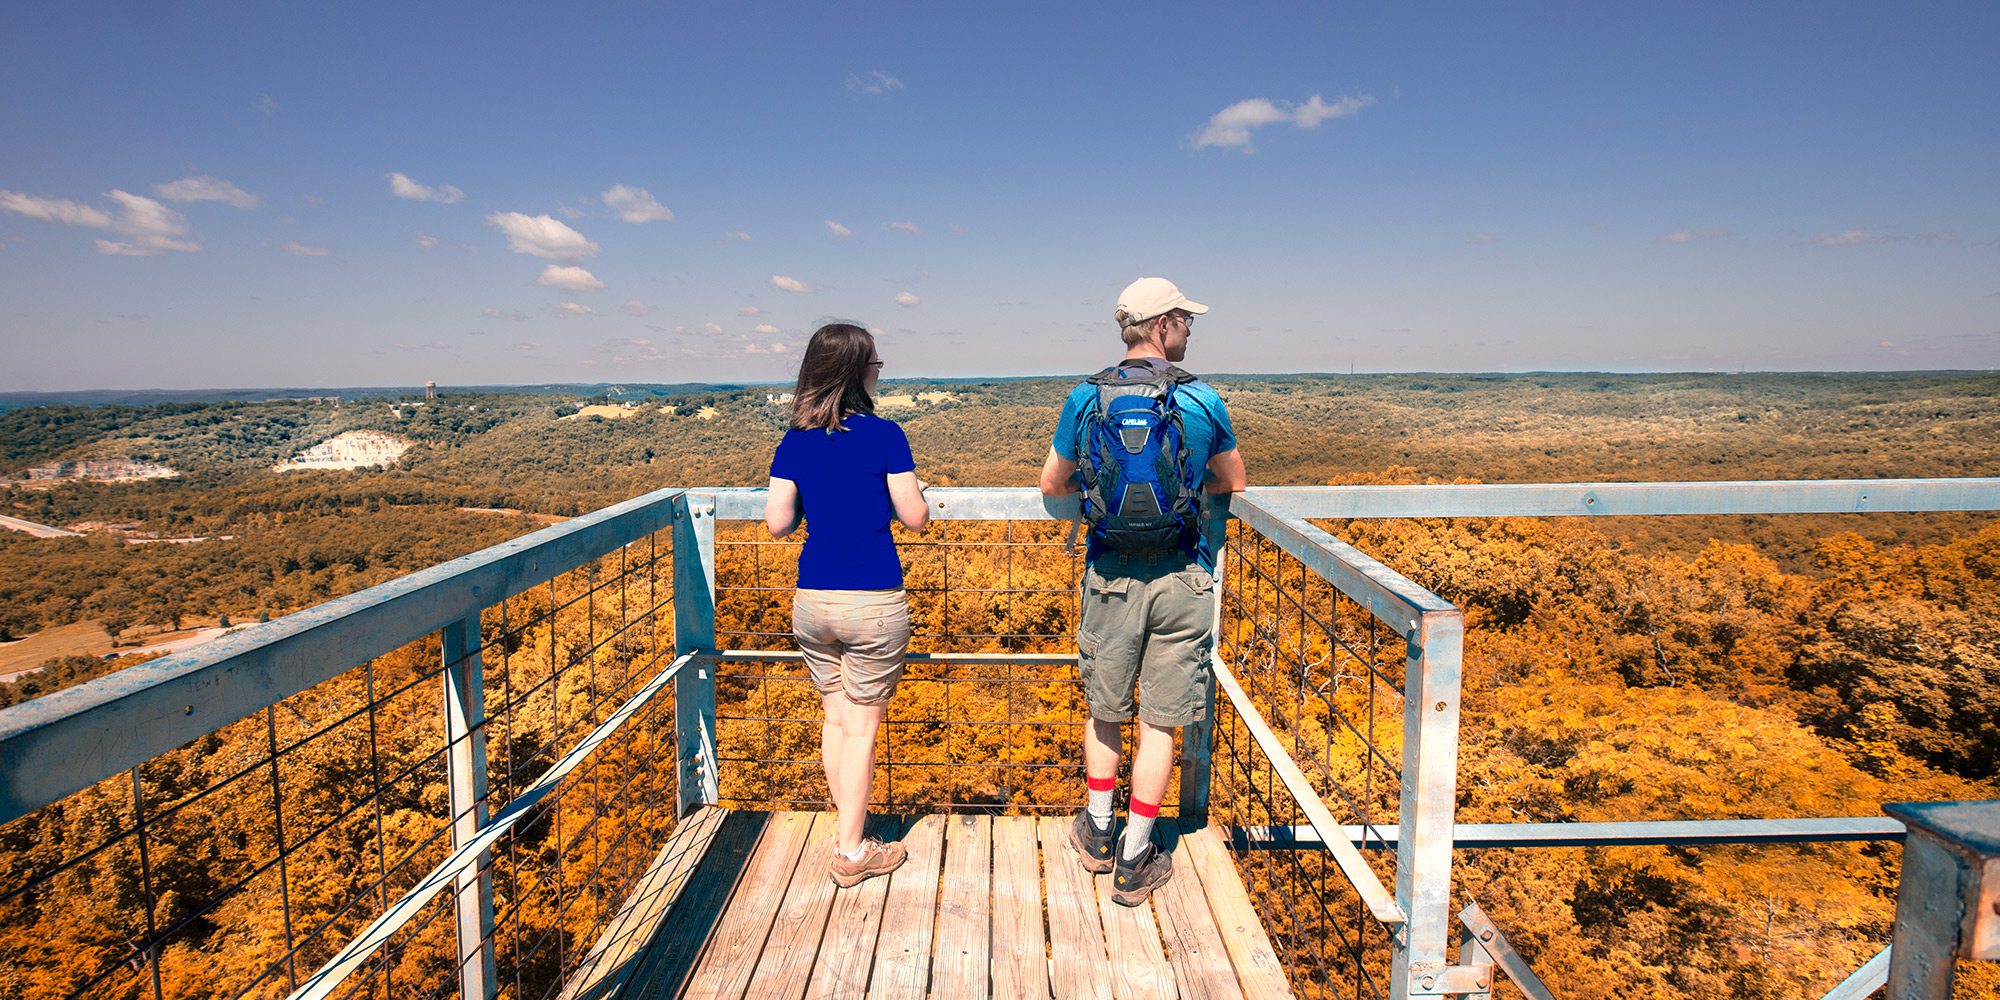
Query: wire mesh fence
0 524 682 1000
1211 517 1408 1000
709 518 1183 816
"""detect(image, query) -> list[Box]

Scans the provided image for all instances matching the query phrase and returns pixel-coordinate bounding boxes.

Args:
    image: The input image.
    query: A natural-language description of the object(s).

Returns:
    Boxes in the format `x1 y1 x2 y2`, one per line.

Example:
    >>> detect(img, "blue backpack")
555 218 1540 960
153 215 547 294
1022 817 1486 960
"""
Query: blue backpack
1071 361 1204 556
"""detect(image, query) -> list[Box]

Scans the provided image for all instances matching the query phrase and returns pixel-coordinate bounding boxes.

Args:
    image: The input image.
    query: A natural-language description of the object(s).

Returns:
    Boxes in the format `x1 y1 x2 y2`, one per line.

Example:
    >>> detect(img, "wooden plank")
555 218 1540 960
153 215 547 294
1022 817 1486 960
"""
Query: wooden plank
990 816 1051 999
560 805 731 1000
746 812 842 998
1037 816 1112 1000
1176 823 1293 998
1093 861 1175 998
628 810 771 1000
804 816 901 1000
682 811 816 1000
931 814 992 998
866 813 945 1000
1148 825 1243 1000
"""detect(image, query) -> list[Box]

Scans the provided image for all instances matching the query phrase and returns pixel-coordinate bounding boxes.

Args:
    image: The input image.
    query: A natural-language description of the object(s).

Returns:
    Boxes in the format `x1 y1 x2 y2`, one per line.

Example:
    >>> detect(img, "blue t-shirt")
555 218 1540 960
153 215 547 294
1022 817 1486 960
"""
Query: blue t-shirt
1052 358 1237 570
770 412 915 590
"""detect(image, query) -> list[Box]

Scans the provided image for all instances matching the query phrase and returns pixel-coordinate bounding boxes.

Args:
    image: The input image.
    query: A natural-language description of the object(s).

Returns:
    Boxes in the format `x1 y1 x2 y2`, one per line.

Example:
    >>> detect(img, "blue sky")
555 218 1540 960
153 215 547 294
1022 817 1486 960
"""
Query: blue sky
3 2 1996 390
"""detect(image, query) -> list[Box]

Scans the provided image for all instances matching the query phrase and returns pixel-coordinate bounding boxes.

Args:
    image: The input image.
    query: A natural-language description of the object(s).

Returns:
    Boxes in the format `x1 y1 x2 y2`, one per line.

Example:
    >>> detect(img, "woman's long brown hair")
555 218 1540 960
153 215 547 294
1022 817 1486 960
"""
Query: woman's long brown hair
789 323 877 430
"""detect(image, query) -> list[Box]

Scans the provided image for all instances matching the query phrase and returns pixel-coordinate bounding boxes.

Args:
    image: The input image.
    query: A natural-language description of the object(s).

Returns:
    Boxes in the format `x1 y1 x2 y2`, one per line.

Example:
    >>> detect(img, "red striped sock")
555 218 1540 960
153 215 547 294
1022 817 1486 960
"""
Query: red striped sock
1122 798 1160 860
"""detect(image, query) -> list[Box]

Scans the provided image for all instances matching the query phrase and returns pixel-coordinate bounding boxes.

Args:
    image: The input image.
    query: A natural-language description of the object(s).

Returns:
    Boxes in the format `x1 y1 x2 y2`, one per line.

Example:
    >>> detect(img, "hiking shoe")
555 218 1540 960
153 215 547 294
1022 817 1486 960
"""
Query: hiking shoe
829 838 906 887
1110 842 1173 906
1069 811 1116 874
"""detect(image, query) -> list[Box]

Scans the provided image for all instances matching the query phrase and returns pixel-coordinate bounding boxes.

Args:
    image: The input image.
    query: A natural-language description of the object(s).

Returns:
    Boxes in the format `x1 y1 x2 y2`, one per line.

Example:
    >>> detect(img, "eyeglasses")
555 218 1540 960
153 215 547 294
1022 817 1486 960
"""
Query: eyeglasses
1169 312 1193 330
867 360 884 368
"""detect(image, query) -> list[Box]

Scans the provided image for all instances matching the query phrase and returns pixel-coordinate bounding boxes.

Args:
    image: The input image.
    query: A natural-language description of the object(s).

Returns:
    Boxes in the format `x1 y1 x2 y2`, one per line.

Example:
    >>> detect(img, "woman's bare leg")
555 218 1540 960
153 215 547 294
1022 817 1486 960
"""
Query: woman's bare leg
823 690 889 853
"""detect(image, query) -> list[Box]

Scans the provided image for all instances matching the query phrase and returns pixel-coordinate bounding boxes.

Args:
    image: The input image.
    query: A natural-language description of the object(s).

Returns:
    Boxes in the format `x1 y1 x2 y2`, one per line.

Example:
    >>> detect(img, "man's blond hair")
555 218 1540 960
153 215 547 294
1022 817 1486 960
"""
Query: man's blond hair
1117 309 1169 347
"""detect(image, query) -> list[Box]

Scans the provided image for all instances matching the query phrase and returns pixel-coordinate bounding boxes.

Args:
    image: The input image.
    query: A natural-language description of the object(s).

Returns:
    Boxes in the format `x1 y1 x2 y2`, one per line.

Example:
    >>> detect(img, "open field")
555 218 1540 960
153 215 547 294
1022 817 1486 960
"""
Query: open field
0 620 111 679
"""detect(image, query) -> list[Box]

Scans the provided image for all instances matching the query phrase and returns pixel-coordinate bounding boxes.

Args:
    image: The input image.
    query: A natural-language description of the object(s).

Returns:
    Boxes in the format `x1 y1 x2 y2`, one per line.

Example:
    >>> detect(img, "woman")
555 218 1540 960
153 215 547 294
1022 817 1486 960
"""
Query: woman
765 323 930 887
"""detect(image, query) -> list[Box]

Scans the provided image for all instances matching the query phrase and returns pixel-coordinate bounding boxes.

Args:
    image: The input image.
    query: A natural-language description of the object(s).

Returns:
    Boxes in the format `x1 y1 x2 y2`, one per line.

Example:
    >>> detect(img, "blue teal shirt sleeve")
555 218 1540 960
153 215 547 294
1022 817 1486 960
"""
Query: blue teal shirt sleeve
1050 384 1093 461
1206 394 1237 454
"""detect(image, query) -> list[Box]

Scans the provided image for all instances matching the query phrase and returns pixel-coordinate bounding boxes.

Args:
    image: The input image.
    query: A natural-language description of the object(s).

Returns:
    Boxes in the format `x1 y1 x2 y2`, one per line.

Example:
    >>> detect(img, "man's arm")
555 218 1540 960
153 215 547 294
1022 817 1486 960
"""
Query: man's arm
1204 447 1246 494
1039 446 1079 496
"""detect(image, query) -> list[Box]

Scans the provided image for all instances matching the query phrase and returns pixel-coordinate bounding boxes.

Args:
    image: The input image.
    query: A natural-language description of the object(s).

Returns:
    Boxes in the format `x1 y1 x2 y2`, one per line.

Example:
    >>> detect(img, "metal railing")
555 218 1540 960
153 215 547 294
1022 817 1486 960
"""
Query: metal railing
2 479 1996 1000
0 487 699 1000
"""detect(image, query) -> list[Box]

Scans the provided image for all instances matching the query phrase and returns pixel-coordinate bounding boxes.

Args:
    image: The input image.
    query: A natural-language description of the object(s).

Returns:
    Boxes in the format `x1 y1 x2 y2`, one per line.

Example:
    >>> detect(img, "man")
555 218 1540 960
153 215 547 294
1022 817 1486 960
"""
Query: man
1039 276 1246 906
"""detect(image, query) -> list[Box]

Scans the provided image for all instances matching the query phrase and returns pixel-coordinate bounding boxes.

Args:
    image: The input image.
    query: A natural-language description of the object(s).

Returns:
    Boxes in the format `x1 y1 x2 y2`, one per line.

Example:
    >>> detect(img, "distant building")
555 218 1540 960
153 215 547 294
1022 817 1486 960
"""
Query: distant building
425 380 438 399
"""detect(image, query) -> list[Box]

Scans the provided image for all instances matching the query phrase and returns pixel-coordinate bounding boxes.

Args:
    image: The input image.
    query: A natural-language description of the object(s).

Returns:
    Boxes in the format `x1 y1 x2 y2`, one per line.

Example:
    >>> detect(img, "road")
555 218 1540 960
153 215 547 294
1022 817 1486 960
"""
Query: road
0 514 82 538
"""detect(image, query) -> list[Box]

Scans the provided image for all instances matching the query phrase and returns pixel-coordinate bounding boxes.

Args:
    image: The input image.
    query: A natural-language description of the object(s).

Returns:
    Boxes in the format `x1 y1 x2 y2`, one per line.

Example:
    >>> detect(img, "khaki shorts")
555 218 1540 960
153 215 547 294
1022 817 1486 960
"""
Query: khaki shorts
1077 553 1216 728
793 588 911 706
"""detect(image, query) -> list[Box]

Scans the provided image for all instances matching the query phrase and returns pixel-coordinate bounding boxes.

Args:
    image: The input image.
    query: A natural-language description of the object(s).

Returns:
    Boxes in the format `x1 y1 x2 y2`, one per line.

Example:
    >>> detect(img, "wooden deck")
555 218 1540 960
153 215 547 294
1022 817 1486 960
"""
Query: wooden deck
561 808 1294 1000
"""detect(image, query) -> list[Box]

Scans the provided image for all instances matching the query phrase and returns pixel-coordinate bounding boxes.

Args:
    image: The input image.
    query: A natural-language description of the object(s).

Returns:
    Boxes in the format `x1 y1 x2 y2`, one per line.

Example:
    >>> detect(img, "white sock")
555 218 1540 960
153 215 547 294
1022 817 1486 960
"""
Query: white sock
1121 814 1156 861
1087 788 1114 828
839 843 866 861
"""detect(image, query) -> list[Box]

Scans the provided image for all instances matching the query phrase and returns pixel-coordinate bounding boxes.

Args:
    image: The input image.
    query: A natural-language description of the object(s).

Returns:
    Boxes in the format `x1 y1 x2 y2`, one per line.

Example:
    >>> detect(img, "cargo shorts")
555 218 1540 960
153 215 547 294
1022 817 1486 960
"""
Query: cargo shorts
1076 552 1217 728
793 588 912 706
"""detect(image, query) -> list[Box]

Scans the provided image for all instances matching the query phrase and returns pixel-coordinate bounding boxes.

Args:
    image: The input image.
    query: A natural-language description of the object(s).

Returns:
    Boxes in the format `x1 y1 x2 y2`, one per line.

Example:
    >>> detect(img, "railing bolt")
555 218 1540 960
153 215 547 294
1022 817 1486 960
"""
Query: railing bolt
1479 929 1493 941
1434 701 1446 711
1421 975 1435 989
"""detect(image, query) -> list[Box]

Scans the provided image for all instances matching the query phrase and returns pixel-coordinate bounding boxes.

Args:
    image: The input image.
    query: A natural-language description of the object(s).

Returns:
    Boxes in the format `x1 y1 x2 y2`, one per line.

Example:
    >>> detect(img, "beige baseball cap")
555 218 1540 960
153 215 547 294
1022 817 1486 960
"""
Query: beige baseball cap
1114 276 1209 326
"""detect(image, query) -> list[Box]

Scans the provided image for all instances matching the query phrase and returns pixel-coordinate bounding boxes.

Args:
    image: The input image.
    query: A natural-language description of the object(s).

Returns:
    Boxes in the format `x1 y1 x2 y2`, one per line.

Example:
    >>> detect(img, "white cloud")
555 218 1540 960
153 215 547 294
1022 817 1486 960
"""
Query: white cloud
1659 228 1729 244
622 299 655 316
722 230 751 243
1807 230 1874 247
738 305 765 316
745 342 790 354
895 291 920 307
285 241 331 257
846 70 904 96
488 212 598 260
1 189 201 255
415 232 441 249
388 172 464 204
483 307 528 321
702 322 724 334
885 220 919 235
824 220 852 239
154 176 261 209
769 274 812 293
754 323 782 334
1467 232 1499 246
1 191 115 229
1194 93 1373 151
549 302 598 317
1800 229 1959 248
255 94 279 114
603 184 672 223
537 264 604 292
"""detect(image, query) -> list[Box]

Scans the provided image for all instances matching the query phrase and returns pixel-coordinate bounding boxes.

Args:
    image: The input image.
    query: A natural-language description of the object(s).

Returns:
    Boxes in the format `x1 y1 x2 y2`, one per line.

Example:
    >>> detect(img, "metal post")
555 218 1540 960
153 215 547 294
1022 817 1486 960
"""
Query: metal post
672 492 719 816
1178 546 1224 825
1883 800 2000 999
441 613 496 1000
1393 609 1467 998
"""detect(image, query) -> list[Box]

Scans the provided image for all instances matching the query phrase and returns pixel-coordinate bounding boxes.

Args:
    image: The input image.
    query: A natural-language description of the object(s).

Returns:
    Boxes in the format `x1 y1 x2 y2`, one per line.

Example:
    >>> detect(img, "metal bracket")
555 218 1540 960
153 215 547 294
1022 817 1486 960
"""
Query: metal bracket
1458 901 1557 1000
1406 962 1497 996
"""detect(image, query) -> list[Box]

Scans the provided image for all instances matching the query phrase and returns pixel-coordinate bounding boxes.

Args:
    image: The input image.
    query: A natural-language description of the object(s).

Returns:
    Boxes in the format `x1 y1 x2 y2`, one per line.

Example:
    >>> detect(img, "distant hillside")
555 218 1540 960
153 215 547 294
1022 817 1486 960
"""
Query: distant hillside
0 381 755 411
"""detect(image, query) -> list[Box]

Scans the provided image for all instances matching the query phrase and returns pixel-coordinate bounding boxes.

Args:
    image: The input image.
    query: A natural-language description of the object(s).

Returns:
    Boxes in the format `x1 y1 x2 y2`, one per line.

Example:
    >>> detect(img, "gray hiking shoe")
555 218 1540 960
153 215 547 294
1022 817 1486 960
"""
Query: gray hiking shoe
829 837 906 887
1069 810 1116 874
1110 841 1173 906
